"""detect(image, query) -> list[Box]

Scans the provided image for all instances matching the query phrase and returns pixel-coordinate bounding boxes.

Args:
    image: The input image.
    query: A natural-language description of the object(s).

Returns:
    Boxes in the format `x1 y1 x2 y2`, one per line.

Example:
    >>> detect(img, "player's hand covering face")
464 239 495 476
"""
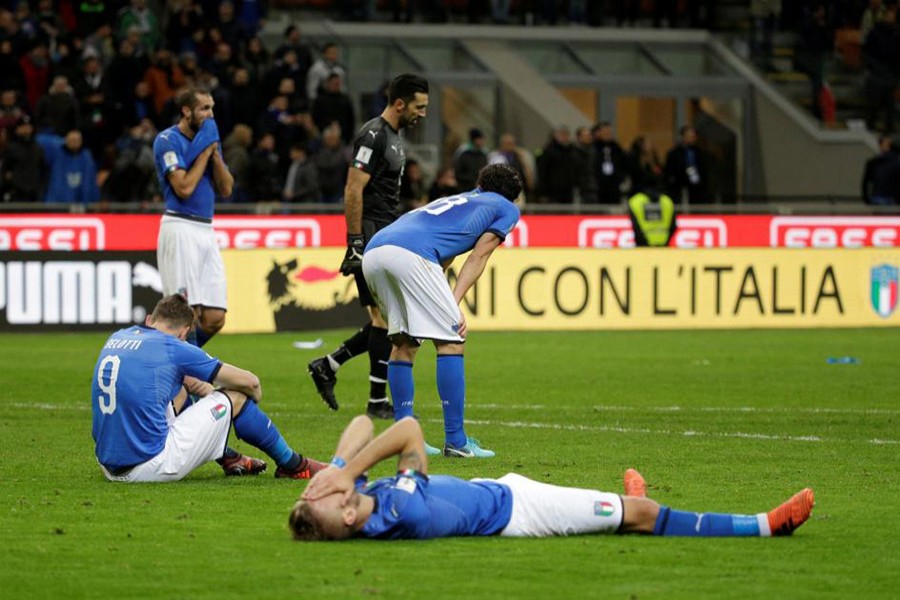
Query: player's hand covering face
302 466 356 505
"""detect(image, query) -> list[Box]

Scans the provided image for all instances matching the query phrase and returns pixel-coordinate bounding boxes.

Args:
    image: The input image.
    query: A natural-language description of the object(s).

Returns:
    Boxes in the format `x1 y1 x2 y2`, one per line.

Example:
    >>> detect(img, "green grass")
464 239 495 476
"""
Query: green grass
1 328 899 599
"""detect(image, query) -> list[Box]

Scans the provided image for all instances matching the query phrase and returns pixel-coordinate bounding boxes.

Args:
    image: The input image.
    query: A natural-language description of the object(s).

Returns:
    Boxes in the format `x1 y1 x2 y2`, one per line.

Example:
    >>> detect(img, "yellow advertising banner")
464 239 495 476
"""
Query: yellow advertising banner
222 248 900 333
222 248 361 334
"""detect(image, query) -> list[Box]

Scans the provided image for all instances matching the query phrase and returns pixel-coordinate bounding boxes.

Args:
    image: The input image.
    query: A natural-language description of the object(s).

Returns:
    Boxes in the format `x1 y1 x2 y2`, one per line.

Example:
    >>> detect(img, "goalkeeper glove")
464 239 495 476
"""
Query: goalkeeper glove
340 234 365 276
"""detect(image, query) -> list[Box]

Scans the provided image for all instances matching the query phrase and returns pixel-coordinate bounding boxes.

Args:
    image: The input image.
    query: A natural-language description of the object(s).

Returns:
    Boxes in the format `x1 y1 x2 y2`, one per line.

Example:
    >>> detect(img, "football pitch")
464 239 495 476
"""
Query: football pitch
1 327 898 598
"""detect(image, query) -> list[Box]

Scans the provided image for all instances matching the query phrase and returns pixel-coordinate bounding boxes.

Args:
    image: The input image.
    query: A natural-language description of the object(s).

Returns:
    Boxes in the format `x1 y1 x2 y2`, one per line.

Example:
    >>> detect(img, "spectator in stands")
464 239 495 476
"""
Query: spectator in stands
207 42 238 90
36 76 79 136
215 1 243 49
592 121 627 204
400 158 428 211
0 89 29 133
106 38 149 111
314 123 349 203
860 0 885 42
283 142 321 203
750 0 782 70
429 166 459 201
73 56 105 102
247 131 282 202
228 68 259 129
223 123 253 202
275 25 314 78
144 49 186 115
306 42 346 103
126 80 159 129
454 127 488 191
166 0 204 54
537 124 578 203
0 39 26 93
105 118 157 204
264 49 307 104
117 0 160 55
313 73 355 144
236 0 267 37
628 135 664 195
872 146 900 205
243 36 272 85
488 132 534 197
51 39 83 87
42 129 99 204
665 125 708 204
1 116 45 202
795 2 834 120
862 134 899 204
76 0 114 40
19 41 51 111
863 7 899 133
83 24 117 68
573 125 598 203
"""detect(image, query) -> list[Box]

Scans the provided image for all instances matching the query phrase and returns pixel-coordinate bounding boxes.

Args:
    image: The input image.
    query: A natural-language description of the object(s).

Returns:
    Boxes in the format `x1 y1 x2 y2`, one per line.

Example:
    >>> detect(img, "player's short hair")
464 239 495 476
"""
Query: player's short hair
288 501 328 541
476 163 522 202
175 86 210 114
151 294 195 330
388 73 429 105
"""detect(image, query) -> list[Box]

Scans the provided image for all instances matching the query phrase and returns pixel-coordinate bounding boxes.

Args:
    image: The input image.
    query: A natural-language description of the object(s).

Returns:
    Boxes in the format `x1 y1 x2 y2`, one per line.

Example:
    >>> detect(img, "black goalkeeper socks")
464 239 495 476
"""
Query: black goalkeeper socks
332 323 372 365
368 325 392 399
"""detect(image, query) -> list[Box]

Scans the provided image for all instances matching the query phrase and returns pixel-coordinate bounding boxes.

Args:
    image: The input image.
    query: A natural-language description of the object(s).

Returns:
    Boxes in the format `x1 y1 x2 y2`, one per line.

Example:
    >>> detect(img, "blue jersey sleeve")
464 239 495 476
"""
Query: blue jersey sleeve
486 200 520 241
168 338 222 382
154 133 188 180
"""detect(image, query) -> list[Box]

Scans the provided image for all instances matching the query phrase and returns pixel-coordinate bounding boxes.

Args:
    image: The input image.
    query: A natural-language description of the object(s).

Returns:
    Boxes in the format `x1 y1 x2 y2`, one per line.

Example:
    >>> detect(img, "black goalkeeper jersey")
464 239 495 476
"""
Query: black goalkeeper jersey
350 116 406 224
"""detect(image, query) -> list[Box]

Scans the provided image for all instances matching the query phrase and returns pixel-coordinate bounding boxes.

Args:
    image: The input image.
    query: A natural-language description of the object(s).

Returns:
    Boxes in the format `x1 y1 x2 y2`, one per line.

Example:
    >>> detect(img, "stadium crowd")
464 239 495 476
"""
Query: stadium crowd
0 0 897 207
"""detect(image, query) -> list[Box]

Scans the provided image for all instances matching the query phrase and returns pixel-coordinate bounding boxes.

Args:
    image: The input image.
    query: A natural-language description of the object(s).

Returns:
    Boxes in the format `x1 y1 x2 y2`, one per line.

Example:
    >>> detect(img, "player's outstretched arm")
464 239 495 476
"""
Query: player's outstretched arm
452 232 503 304
213 363 262 401
303 417 427 503
331 415 375 465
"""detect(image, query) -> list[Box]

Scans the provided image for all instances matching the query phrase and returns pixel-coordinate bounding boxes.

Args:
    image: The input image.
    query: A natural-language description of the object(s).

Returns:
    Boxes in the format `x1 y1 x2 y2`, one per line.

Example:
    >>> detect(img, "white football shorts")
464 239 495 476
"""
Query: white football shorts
157 214 227 310
362 245 464 343
99 392 233 483
490 473 624 537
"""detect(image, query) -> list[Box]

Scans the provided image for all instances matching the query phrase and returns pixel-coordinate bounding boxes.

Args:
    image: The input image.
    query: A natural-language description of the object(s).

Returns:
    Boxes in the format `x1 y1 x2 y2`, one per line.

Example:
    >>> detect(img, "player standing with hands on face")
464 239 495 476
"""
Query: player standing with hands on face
308 74 429 419
153 87 264 476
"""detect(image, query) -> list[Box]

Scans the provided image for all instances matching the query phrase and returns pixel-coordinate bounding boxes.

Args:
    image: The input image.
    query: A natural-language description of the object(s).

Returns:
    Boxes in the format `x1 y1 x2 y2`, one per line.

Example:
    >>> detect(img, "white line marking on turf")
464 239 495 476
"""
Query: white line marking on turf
444 418 898 446
478 404 900 416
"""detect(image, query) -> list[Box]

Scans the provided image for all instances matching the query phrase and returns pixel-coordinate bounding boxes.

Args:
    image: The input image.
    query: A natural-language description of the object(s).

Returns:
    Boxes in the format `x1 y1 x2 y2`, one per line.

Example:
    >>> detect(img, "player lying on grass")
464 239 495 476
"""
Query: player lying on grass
290 415 815 541
91 294 328 482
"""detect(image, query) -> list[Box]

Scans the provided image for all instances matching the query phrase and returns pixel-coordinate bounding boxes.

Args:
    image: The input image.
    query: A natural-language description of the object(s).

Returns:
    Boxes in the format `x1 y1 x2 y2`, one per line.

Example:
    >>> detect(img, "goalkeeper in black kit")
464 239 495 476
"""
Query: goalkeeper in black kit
307 73 430 419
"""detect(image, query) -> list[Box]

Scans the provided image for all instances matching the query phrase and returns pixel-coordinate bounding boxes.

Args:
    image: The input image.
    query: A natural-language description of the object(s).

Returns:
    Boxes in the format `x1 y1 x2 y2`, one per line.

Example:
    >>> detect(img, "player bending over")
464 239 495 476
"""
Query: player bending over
290 416 814 541
92 294 327 483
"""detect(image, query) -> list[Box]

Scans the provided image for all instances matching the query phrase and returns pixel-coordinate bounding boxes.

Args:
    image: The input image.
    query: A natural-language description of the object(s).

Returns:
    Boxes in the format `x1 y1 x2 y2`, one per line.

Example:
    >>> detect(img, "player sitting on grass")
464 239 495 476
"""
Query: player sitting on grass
92 294 327 482
290 415 815 541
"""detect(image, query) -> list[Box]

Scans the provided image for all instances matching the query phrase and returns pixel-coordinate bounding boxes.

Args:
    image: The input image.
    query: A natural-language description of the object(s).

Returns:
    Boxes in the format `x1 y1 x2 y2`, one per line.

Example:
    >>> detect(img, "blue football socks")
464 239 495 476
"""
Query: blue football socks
388 361 414 420
653 506 765 537
194 326 213 348
436 354 467 448
232 400 296 468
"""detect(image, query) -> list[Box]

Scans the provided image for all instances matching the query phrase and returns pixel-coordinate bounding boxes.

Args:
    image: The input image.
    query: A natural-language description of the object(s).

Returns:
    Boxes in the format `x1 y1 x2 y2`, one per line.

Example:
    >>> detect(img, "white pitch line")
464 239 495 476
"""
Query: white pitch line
476 403 900 416
444 418 899 446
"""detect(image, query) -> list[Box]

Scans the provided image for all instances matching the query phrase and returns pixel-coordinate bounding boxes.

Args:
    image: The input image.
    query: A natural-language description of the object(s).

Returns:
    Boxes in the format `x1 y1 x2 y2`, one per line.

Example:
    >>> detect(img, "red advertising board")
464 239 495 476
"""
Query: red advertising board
1 214 899 250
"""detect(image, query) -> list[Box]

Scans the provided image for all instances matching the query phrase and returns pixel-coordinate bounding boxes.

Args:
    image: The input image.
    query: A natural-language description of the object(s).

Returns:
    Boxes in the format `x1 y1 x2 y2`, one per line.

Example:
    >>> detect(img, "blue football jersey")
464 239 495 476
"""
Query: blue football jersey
365 190 520 264
153 125 218 219
359 472 514 539
91 325 222 470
